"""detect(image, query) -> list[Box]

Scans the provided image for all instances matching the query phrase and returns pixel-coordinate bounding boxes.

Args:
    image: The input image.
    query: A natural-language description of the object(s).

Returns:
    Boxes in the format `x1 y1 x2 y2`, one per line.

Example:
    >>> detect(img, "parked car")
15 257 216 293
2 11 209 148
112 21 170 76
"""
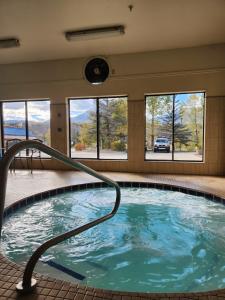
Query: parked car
154 138 170 153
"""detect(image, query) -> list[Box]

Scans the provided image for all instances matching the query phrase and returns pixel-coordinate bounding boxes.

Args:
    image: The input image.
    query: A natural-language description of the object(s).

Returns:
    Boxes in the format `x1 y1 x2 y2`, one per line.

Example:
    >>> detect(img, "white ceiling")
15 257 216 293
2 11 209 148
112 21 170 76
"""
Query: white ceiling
0 0 225 65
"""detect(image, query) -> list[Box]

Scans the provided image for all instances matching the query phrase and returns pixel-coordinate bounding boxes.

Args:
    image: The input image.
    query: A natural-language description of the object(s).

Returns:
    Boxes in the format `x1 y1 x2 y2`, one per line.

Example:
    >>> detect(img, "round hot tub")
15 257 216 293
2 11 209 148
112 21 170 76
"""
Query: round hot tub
1 182 225 293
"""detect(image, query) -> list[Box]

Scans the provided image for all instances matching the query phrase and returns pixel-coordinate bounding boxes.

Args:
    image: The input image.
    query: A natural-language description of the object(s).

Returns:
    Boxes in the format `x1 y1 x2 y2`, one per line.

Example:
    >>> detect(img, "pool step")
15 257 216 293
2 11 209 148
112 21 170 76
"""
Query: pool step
42 260 86 281
85 260 108 271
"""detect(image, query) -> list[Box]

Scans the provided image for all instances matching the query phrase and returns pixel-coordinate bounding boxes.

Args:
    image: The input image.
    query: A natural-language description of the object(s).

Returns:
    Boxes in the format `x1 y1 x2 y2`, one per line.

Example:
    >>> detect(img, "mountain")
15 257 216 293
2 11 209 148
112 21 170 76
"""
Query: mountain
71 111 90 123
4 120 50 142
4 110 90 126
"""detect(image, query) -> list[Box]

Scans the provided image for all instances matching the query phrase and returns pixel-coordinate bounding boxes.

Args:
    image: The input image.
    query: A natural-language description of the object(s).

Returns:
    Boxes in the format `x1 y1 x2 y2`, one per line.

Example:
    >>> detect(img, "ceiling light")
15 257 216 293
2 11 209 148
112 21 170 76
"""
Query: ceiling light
65 25 125 41
0 38 20 49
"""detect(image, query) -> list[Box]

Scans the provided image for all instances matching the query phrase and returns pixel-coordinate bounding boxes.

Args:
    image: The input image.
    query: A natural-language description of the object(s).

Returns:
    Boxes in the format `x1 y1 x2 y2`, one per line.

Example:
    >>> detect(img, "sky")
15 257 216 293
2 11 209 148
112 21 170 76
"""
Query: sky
2 94 203 123
175 92 204 108
146 92 204 121
3 101 50 122
69 99 96 119
69 97 127 118
3 99 95 122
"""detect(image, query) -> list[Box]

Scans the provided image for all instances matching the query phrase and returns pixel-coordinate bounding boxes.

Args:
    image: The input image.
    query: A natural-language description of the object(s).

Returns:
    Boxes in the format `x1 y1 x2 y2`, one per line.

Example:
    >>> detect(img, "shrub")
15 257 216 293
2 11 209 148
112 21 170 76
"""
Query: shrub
75 143 86 151
111 140 126 151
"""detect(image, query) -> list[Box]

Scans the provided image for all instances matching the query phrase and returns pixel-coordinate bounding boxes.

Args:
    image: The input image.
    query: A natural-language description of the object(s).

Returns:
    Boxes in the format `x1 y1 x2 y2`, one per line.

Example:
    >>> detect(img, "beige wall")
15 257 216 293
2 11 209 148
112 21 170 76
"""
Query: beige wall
0 44 225 175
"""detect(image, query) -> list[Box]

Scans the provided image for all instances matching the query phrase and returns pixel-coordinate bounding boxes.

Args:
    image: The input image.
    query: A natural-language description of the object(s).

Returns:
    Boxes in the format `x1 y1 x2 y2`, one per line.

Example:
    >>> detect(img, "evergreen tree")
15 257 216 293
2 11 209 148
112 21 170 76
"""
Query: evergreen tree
99 99 113 148
160 99 192 150
76 98 127 151
99 98 127 150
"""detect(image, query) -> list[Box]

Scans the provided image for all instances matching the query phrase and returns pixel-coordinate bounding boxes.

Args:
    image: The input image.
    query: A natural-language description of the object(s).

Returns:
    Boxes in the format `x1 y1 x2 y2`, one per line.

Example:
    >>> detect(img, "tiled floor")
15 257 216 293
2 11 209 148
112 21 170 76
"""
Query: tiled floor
1 170 225 299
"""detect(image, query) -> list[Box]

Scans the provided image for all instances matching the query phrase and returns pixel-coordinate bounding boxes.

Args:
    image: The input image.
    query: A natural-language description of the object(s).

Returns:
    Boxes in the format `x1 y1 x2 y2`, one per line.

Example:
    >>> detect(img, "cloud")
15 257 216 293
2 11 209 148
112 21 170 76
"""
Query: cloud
3 101 50 122
3 102 25 110
3 108 25 121
70 99 96 114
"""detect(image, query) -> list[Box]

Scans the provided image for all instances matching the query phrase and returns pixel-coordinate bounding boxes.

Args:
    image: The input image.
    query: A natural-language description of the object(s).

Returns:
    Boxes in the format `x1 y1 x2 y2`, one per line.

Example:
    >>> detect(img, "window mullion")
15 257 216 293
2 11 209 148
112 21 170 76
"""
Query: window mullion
172 94 175 161
97 98 100 159
0 102 4 155
25 101 29 140
25 101 29 156
68 100 72 158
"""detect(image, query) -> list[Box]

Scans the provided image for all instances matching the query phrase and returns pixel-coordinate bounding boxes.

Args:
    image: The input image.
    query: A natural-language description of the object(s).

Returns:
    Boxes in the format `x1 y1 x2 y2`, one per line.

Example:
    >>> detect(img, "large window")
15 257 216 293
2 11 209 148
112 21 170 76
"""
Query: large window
145 92 205 161
1 99 50 157
69 98 97 159
69 96 128 160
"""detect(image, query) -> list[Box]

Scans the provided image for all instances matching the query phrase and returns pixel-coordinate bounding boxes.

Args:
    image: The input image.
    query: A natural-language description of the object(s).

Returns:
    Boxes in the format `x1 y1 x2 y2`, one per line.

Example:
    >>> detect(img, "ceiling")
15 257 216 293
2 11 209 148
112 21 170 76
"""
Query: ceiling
0 0 225 65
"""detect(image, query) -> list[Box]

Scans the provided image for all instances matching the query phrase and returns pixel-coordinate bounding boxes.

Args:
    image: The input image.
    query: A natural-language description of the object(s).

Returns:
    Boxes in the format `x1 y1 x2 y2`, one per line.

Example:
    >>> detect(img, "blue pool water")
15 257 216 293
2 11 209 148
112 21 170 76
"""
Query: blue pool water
2 187 225 293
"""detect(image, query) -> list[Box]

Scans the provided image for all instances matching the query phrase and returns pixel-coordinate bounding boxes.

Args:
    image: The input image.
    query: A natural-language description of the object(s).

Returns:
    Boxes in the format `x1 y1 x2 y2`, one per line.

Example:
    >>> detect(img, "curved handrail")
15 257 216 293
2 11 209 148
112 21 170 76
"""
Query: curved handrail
0 140 121 293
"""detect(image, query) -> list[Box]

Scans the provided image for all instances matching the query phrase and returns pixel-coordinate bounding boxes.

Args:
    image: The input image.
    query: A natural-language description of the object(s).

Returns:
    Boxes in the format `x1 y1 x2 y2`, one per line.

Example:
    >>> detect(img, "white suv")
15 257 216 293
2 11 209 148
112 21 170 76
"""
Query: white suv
154 138 170 153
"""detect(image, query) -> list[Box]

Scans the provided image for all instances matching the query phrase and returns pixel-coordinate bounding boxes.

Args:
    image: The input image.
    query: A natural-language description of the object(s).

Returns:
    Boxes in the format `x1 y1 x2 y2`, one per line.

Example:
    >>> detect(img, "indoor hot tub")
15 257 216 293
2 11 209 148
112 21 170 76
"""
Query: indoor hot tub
2 182 225 294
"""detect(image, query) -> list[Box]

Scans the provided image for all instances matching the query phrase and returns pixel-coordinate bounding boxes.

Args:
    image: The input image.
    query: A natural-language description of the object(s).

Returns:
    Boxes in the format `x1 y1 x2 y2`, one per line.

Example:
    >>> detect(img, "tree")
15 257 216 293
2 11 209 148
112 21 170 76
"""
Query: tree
76 98 127 151
43 128 51 145
146 96 172 149
99 99 113 148
99 98 127 150
79 111 97 148
160 99 192 151
185 94 204 151
71 109 97 149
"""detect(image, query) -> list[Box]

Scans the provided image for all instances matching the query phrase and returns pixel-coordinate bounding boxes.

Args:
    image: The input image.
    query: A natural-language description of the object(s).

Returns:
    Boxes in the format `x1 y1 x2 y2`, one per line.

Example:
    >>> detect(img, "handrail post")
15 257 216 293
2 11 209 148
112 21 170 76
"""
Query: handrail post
0 141 121 294
0 160 10 237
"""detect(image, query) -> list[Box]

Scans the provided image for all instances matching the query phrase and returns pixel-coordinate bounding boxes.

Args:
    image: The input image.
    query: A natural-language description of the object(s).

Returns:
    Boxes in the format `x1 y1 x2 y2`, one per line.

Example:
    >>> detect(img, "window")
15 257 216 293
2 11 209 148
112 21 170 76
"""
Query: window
1 99 50 157
145 92 205 161
69 99 97 159
69 96 128 160
27 101 51 145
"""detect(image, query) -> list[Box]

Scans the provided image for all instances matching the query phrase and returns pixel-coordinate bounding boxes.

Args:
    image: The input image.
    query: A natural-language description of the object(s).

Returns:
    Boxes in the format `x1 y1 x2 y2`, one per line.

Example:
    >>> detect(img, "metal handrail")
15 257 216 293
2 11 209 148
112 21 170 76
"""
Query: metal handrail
0 140 121 293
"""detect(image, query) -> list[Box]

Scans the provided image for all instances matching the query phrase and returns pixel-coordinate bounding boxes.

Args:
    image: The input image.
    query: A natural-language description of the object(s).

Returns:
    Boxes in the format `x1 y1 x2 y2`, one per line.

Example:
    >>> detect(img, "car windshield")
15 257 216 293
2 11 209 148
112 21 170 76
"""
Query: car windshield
156 139 167 143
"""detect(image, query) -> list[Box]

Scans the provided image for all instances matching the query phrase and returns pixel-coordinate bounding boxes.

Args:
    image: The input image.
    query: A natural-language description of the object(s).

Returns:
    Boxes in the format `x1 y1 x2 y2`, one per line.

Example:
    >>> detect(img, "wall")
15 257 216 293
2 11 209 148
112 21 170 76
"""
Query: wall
0 43 225 175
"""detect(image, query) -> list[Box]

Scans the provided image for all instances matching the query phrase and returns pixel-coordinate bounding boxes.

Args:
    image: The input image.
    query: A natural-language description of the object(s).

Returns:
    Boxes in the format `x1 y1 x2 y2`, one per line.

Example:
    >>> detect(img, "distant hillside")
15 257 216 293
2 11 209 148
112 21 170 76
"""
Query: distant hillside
4 120 50 141
71 111 90 123
29 122 49 140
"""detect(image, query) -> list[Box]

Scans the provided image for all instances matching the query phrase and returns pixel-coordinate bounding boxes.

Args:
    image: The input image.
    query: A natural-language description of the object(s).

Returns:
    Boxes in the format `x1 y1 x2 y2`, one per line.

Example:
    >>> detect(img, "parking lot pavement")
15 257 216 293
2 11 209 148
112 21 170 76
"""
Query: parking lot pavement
71 149 202 161
71 149 127 159
145 151 202 161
